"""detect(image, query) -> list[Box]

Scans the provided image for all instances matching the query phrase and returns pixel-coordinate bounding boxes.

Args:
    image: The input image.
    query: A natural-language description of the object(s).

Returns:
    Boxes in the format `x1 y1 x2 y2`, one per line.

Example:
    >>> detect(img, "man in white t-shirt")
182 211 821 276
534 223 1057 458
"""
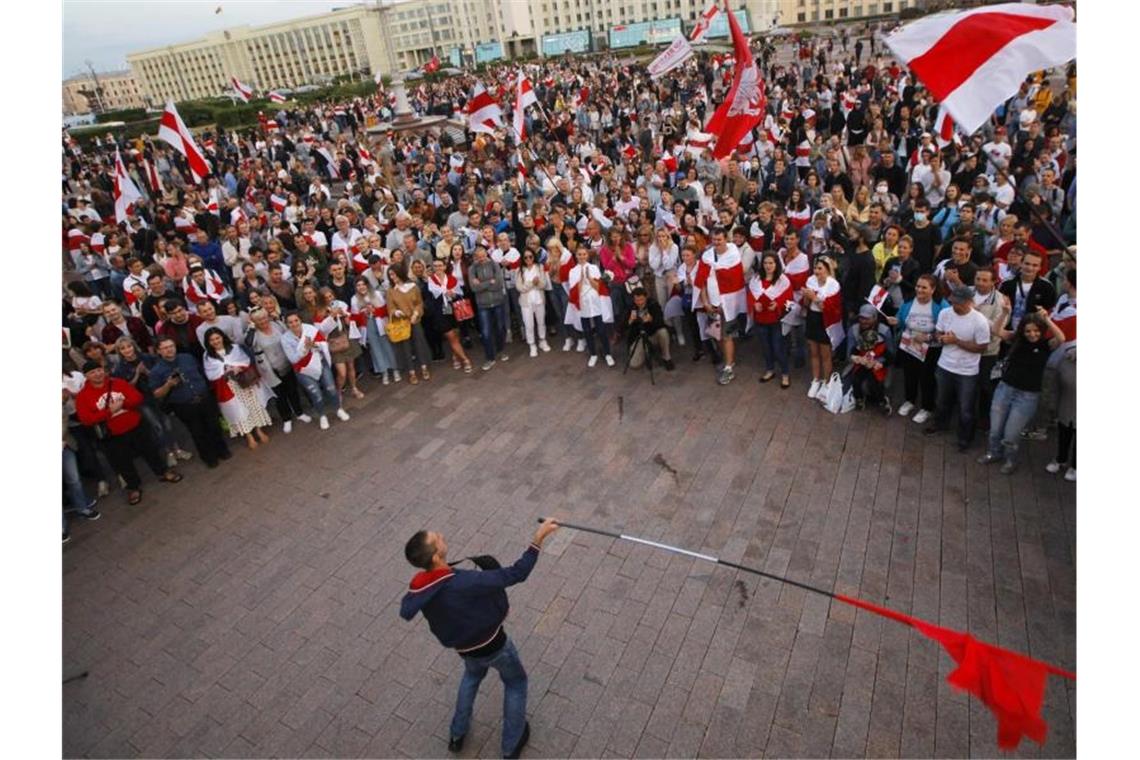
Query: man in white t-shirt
924 285 993 451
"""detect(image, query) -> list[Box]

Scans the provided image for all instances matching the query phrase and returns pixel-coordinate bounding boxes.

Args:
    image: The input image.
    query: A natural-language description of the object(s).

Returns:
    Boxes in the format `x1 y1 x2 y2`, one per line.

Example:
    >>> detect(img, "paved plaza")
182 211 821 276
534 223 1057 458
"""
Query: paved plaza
62 344 1076 758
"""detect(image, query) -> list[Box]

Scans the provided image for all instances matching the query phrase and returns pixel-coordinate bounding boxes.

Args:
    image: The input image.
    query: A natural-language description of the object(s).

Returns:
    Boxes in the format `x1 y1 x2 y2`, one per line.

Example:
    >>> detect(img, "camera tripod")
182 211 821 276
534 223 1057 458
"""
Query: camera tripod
623 329 658 385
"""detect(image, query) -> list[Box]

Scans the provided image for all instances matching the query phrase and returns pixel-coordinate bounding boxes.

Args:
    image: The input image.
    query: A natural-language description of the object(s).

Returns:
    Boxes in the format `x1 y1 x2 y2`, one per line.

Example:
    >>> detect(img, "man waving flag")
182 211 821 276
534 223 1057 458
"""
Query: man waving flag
704 3 766 159
690 1 719 43
884 3 1075 135
113 149 142 224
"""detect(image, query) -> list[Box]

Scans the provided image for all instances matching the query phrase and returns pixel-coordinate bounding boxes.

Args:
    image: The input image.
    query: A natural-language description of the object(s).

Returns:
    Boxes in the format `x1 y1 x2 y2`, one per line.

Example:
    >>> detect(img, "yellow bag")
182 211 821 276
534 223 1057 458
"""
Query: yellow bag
386 318 411 342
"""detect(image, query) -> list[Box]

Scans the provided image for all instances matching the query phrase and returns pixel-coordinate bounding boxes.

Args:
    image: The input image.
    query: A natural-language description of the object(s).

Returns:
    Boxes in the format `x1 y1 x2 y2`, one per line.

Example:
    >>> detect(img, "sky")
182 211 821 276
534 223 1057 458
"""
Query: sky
62 0 349 77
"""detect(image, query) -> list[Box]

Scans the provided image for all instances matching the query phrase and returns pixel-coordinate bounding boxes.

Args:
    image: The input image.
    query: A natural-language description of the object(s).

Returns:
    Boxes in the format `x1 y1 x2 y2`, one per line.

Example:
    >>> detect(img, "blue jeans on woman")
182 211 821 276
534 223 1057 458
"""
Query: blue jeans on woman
477 303 506 361
63 447 96 534
756 323 789 374
987 381 1040 464
581 316 612 358
295 364 339 416
364 317 397 373
449 638 528 757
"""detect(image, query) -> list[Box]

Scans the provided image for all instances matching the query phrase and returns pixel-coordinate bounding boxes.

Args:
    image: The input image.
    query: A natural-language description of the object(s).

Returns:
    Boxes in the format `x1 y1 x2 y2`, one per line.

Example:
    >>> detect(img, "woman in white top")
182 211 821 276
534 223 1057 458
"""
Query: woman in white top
800 257 842 399
515 248 550 357
648 227 682 341
351 277 399 385
281 312 350 429
202 327 274 449
566 247 615 367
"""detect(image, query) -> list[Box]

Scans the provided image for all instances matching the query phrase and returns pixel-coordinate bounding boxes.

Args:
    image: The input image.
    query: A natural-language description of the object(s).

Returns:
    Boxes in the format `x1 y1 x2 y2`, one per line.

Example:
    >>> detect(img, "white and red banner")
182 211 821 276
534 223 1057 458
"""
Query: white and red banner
513 75 537 142
704 6 767 159
112 149 142 224
884 3 1076 136
230 76 253 103
648 35 695 79
268 90 287 104
466 82 503 135
158 100 210 183
690 2 720 43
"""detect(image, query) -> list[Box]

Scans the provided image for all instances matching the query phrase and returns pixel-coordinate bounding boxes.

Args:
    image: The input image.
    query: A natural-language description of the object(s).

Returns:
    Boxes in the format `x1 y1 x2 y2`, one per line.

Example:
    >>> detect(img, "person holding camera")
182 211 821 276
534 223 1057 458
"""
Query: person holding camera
400 520 561 759
626 287 674 371
149 337 232 469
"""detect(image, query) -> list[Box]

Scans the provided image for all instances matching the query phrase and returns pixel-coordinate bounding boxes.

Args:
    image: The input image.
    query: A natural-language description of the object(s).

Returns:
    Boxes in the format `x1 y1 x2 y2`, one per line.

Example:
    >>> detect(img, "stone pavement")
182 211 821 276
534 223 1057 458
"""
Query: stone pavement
63 339 1075 758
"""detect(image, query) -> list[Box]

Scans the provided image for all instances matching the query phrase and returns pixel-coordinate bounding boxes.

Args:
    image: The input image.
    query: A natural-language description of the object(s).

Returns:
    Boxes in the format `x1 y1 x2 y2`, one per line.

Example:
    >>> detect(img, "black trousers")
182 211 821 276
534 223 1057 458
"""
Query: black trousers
103 424 167 490
978 354 998 425
898 347 940 410
849 368 886 404
169 397 230 466
272 370 305 421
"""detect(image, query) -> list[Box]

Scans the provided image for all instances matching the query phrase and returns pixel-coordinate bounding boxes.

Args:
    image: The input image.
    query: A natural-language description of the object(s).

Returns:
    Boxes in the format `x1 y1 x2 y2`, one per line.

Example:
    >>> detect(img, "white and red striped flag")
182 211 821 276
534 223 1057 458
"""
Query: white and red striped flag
268 90 287 104
516 151 528 189
704 7 767 159
230 76 253 103
158 100 210 183
207 187 221 216
690 1 720 43
884 3 1075 136
466 82 503 135
1050 293 1076 347
866 283 891 314
269 193 287 213
113 149 142 224
684 129 714 157
933 105 959 148
142 158 163 195
513 75 537 142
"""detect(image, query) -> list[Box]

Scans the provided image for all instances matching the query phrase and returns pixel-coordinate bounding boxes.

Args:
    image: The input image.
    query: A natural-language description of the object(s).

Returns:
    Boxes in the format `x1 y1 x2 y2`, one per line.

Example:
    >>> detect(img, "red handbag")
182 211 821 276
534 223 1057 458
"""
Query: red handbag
451 297 474 321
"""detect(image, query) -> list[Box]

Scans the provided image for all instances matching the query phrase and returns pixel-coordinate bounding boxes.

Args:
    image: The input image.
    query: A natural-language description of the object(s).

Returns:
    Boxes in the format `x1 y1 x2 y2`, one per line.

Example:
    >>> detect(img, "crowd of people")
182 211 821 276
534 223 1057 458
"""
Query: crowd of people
62 25 1077 545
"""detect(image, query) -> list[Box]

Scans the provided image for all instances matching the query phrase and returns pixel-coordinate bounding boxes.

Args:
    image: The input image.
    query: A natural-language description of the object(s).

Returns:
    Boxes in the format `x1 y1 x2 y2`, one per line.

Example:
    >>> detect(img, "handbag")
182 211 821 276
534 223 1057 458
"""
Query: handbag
326 317 351 353
386 317 411 342
451 297 474 322
234 363 261 389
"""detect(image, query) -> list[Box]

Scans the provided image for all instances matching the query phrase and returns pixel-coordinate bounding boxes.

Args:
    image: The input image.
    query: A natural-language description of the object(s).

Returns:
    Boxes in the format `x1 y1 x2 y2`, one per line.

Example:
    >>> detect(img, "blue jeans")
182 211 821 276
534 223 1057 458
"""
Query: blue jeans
63 447 95 533
934 366 980 447
495 299 511 344
477 302 505 361
139 402 176 452
450 638 528 756
548 286 569 333
756 323 789 374
295 364 339 416
364 317 397 373
987 381 1040 464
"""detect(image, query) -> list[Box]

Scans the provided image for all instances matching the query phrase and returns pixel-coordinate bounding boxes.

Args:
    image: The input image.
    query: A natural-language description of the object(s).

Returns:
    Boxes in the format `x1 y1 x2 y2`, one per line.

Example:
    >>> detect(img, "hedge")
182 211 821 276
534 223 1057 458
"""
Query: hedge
95 108 147 124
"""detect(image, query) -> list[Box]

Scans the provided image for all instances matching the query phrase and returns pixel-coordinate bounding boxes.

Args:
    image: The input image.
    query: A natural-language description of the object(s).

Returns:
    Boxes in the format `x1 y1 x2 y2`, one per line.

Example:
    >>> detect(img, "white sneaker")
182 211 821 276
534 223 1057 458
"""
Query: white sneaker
393 371 402 383
1045 461 1062 474
604 354 615 367
283 420 293 434
539 340 551 352
166 452 178 469
500 353 510 362
97 481 110 498
1064 467 1076 482
897 401 915 417
587 355 598 367
336 408 351 422
296 414 312 424
382 373 390 386
577 339 586 352
808 379 822 399
563 337 573 352
505 331 513 344
677 333 686 346
319 415 330 430
529 344 538 358
913 409 932 425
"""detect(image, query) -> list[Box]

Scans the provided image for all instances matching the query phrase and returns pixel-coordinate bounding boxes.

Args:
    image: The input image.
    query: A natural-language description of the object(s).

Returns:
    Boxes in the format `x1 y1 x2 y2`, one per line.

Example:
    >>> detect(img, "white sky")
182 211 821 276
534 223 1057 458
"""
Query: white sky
62 0 348 76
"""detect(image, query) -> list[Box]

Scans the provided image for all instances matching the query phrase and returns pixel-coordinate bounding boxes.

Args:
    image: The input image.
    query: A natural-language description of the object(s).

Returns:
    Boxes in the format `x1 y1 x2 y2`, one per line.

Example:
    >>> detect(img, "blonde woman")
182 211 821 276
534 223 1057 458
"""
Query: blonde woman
648 227 682 342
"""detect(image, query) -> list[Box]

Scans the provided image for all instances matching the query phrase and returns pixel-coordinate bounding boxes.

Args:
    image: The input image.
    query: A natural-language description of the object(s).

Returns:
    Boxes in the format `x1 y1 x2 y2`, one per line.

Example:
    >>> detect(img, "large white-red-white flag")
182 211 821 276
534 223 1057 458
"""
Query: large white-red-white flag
704 6 767 159
513 75 537 142
230 76 253 103
690 2 720 43
268 90 287 104
158 100 211 183
884 3 1075 136
466 81 503 135
648 34 695 79
113 149 142 224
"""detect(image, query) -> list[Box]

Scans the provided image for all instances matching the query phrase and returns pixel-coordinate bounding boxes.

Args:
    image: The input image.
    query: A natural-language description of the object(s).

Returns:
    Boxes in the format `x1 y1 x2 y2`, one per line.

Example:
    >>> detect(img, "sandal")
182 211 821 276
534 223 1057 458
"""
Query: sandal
780 376 791 389
409 372 419 385
453 359 462 370
161 471 183 484
351 387 365 399
759 371 776 383
128 490 142 505
421 366 431 381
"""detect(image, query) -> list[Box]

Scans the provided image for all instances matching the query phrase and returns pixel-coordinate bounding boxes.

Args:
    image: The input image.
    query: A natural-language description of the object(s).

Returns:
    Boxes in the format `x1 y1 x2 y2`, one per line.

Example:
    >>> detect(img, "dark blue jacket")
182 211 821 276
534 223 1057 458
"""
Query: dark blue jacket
190 240 225 274
399 545 540 651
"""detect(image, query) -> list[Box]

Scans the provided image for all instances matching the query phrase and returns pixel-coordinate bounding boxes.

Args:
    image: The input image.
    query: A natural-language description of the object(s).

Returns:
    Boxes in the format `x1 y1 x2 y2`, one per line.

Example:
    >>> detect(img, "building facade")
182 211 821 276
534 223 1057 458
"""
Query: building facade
62 70 146 115
776 0 917 25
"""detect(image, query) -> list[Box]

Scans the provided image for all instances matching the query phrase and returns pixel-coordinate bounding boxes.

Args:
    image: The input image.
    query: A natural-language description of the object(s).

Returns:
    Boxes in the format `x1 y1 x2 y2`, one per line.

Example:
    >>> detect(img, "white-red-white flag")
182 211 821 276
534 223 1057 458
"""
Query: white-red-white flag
142 158 164 195
513 75 537 142
466 82 503 135
933 104 960 148
158 100 210 183
269 193 287 213
648 35 695 79
684 129 714 157
516 151 528 189
704 7 767 159
268 90 287 104
231 76 253 103
866 283 891 314
884 3 1075 136
113 149 142 224
690 1 720 43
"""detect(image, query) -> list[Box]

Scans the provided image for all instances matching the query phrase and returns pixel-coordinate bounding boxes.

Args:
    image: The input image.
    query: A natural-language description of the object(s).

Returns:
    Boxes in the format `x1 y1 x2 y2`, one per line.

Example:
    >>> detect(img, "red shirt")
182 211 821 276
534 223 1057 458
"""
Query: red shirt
75 377 144 436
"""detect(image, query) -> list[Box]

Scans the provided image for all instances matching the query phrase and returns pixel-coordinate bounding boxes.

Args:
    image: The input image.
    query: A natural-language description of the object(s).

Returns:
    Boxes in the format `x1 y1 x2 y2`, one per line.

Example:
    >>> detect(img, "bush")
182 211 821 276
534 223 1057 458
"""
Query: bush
214 104 264 130
95 108 146 124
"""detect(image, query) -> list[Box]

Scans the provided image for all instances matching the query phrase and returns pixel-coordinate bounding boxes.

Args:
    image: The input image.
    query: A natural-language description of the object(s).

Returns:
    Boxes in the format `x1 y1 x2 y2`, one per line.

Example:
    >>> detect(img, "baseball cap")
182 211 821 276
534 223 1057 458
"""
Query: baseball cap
858 304 878 319
81 360 102 373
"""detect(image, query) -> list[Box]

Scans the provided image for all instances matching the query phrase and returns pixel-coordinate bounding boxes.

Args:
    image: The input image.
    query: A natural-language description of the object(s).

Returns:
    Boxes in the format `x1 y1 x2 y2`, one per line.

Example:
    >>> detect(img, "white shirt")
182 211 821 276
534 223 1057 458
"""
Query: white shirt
936 306 991 376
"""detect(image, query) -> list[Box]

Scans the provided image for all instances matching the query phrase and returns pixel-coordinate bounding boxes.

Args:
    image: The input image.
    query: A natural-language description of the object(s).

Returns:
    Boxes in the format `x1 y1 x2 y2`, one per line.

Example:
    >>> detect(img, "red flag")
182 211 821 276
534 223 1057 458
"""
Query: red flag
423 55 440 74
704 5 767 159
837 595 1075 750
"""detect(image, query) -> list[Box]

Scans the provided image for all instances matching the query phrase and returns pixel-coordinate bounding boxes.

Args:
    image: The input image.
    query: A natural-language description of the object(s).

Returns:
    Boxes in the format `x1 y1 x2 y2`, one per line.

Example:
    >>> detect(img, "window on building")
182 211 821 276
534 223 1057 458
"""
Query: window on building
797 12 806 22
825 9 833 18
839 8 848 17
883 2 893 11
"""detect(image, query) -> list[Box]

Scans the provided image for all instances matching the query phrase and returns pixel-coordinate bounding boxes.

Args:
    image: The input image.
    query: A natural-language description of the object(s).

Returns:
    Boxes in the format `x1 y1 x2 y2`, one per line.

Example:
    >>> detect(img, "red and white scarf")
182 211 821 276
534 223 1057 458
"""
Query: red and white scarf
182 270 228 305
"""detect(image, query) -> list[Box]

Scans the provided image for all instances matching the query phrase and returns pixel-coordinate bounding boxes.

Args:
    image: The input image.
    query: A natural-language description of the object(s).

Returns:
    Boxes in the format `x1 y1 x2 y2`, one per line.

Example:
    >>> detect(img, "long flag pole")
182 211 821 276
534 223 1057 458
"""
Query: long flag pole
540 518 1075 750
